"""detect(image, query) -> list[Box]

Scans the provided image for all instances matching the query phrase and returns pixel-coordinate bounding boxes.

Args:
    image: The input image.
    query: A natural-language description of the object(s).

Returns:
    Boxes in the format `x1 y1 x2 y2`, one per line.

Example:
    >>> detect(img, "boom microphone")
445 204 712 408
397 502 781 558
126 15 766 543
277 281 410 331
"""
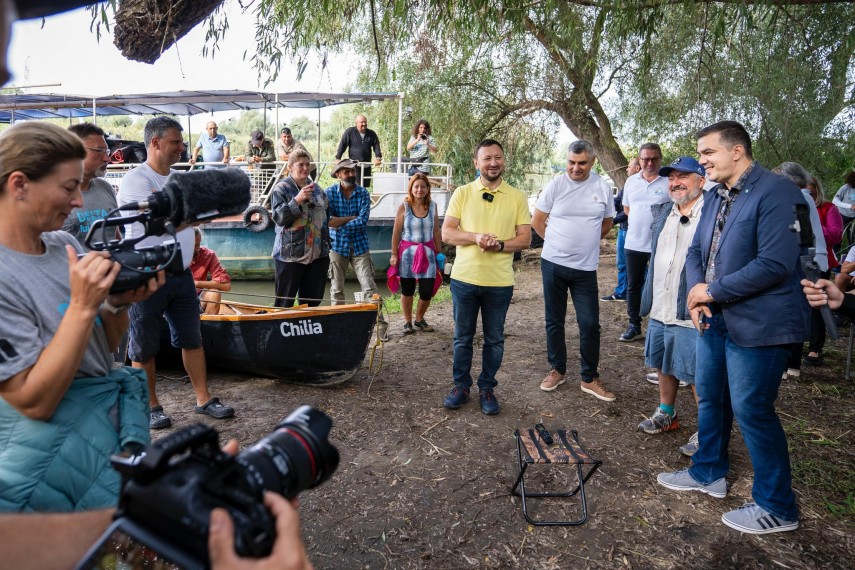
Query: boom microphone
118 168 252 225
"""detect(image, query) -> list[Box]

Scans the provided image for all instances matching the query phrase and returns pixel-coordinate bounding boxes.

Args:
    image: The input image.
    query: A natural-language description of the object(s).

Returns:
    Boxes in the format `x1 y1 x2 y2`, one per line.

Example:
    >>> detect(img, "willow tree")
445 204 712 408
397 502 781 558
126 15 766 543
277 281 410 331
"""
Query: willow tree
611 3 855 185
107 0 854 186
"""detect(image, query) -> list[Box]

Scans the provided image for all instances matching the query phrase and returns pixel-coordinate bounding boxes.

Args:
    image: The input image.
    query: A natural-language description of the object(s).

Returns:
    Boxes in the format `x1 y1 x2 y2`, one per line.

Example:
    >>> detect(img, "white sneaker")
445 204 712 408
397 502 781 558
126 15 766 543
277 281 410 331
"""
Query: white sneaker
721 502 799 534
782 368 800 380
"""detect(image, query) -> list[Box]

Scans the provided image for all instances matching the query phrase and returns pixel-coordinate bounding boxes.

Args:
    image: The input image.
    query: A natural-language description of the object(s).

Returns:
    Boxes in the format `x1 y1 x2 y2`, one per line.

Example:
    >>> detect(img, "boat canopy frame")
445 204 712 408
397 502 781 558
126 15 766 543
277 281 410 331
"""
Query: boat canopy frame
0 89 406 170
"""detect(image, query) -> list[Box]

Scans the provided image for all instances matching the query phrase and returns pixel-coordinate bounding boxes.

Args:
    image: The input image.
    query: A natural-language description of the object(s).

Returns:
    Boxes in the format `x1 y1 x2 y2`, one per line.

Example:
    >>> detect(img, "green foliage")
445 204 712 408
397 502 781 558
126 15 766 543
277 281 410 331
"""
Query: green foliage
613 3 855 190
87 0 852 192
383 286 452 315
286 115 316 141
217 109 267 144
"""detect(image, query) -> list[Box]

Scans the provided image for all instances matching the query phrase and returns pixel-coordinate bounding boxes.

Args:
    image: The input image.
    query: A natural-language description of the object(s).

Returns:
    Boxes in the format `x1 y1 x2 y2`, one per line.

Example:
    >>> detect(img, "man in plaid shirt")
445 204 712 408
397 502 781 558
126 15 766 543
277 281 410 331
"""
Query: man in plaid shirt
326 159 388 337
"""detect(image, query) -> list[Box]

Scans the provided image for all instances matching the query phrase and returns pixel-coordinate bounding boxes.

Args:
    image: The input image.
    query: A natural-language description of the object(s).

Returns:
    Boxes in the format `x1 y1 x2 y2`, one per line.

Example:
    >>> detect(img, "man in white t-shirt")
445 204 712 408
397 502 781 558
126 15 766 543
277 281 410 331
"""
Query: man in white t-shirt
117 116 234 430
620 142 671 342
532 141 617 402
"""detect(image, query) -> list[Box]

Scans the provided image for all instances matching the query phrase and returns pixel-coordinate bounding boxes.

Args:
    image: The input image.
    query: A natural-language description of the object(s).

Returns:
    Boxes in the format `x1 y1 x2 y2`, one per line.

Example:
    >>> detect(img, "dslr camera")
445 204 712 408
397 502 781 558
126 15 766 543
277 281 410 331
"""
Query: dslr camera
77 406 339 570
84 168 251 294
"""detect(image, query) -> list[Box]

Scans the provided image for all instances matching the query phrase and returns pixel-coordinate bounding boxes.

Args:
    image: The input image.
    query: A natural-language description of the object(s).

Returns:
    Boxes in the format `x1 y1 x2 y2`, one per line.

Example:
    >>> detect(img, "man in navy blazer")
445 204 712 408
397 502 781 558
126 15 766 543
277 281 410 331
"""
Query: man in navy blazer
657 121 809 535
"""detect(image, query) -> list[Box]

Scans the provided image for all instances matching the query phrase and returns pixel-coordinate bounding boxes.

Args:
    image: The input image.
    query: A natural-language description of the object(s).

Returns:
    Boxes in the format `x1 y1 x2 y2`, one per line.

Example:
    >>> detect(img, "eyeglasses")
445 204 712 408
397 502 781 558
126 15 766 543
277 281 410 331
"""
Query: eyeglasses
639 157 660 163
86 147 111 156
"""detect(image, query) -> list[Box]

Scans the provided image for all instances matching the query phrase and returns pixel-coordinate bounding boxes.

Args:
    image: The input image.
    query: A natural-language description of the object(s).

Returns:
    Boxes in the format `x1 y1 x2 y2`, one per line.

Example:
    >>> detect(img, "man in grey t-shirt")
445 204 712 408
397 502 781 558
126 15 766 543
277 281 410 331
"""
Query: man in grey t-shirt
62 123 119 249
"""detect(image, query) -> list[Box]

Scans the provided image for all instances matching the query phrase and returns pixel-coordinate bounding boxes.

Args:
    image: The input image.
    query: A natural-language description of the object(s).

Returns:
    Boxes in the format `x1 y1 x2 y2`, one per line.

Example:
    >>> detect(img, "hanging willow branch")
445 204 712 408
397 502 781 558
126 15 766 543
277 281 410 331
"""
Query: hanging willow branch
113 0 224 63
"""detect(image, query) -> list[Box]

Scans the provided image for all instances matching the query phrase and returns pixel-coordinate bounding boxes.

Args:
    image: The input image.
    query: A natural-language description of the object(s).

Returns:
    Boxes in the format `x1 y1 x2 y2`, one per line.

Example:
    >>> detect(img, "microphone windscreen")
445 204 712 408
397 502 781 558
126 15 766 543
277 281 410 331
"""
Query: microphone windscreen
163 168 252 224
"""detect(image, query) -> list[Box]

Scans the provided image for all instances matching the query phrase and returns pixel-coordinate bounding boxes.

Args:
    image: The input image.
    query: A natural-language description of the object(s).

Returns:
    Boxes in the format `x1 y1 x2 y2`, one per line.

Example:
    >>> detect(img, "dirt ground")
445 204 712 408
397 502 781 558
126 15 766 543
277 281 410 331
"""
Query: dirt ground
155 244 855 569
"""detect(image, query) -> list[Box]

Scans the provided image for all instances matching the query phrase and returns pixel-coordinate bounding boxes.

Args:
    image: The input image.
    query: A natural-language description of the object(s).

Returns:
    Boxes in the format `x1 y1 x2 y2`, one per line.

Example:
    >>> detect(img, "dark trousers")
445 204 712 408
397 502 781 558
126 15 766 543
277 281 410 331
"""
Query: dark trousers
400 277 434 301
274 257 330 308
541 259 600 381
624 248 651 327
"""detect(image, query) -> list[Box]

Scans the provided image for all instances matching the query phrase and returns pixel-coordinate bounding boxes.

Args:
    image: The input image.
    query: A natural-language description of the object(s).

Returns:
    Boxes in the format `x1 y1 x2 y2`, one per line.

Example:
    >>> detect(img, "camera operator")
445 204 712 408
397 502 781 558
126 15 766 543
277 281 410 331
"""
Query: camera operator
0 4 309 568
406 119 437 177
801 278 855 317
117 116 235 429
0 122 163 511
0 442 313 569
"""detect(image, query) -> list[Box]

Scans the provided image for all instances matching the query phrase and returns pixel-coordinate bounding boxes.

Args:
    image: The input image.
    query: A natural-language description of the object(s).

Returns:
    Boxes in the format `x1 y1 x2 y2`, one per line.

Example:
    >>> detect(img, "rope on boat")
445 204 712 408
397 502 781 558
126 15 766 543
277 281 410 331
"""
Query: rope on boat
368 296 387 374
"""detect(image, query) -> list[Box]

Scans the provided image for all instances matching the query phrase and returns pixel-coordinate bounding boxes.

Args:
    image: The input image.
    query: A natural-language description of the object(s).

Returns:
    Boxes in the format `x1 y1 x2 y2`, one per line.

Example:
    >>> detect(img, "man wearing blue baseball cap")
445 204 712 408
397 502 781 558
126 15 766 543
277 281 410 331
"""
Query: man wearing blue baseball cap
637 157 706 457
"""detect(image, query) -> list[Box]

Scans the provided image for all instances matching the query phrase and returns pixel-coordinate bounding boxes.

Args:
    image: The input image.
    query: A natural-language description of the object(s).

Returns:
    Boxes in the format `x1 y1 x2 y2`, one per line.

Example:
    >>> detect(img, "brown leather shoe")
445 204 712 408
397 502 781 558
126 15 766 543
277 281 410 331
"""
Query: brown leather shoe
540 369 566 392
580 378 616 402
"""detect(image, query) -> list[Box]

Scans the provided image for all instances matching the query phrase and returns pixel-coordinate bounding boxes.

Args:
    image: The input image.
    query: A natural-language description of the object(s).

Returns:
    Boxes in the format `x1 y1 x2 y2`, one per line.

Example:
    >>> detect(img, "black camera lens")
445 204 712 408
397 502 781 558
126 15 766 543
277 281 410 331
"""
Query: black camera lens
238 406 340 499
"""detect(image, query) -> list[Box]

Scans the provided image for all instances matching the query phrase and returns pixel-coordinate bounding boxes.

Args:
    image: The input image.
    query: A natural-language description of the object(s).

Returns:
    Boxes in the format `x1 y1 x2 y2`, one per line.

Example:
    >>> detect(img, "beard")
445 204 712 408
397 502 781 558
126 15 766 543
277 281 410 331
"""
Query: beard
481 169 504 183
671 188 702 205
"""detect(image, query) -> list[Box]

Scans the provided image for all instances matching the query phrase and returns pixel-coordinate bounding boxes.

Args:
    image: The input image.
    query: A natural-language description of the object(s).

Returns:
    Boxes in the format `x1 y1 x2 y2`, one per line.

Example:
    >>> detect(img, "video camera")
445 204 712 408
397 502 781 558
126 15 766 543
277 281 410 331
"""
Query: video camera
791 203 838 340
83 168 251 293
76 406 340 570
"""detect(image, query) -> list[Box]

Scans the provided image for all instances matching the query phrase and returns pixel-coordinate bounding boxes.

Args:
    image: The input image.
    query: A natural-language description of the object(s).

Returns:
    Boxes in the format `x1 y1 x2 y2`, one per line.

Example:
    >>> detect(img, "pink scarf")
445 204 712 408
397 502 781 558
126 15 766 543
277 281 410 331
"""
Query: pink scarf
399 239 436 275
387 240 443 297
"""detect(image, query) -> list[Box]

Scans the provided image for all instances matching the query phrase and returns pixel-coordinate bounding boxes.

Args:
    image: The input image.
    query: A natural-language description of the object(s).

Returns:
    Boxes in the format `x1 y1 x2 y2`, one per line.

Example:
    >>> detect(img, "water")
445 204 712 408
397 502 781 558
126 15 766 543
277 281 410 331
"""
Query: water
227 280 370 306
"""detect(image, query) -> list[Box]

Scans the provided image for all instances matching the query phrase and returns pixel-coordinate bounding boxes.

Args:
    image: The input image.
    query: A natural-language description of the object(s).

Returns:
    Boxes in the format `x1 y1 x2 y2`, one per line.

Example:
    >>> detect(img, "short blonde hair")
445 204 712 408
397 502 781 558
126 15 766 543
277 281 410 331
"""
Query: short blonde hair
0 122 85 191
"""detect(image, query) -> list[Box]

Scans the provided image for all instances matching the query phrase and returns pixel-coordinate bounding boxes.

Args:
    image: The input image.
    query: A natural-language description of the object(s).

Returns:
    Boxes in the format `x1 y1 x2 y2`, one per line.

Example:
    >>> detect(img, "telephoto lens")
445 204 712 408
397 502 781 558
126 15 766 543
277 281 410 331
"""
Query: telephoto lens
238 405 340 499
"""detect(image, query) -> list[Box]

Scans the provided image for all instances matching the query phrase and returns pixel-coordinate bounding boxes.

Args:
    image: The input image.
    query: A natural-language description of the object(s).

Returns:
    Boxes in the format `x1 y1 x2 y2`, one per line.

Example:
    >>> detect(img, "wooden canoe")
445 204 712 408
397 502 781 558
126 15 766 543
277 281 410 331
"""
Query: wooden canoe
158 301 379 385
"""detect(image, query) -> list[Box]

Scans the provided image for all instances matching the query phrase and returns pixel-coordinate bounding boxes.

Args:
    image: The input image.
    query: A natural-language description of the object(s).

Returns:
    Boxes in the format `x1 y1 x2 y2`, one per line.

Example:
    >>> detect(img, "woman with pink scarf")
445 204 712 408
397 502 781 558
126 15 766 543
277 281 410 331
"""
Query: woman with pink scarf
390 173 443 334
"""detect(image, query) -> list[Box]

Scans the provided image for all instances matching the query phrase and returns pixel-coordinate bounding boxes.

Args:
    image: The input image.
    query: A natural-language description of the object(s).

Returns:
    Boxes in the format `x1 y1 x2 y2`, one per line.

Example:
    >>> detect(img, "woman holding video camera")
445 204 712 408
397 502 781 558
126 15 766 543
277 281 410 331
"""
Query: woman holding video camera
0 122 163 512
406 119 437 176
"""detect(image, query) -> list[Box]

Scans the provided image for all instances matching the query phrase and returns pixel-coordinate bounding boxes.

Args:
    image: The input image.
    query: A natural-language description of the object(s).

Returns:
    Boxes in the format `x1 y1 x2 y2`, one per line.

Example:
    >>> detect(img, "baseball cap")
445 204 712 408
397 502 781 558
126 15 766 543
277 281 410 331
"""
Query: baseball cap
659 156 705 177
280 127 292 135
250 130 264 145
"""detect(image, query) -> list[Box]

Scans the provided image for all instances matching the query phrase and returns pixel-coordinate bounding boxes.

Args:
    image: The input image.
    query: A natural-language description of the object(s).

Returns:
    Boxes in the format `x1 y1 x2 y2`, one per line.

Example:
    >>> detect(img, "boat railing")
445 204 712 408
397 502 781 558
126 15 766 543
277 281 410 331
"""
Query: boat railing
106 161 287 205
105 159 455 214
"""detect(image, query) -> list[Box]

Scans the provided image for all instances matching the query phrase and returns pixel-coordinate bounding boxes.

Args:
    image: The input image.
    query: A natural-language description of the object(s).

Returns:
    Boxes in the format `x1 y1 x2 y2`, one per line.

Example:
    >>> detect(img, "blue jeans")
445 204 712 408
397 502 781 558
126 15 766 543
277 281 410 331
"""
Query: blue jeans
689 311 798 520
541 259 600 381
613 227 627 298
450 279 514 390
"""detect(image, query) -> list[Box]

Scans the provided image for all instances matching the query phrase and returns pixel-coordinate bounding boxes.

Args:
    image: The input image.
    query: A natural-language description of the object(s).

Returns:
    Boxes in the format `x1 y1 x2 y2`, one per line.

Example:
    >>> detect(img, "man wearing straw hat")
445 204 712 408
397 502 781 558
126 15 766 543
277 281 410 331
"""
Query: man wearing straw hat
326 158 388 339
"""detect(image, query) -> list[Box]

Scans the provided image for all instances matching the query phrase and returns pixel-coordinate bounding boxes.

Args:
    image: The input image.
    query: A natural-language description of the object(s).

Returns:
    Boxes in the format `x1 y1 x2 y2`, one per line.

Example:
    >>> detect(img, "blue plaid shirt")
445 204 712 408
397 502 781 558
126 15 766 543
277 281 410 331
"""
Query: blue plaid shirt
326 182 371 256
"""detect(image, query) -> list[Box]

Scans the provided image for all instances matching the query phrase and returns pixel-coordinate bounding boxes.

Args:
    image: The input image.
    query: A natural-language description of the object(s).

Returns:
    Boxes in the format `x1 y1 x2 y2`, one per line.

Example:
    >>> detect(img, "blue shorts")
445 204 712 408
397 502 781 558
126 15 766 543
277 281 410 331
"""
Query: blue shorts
643 319 697 384
128 269 203 362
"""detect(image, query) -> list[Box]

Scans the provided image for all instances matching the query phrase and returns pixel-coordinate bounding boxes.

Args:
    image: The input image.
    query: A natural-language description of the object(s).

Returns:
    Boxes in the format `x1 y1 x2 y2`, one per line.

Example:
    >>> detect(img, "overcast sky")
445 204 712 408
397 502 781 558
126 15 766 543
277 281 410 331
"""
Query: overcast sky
6 5 572 148
6 5 356 133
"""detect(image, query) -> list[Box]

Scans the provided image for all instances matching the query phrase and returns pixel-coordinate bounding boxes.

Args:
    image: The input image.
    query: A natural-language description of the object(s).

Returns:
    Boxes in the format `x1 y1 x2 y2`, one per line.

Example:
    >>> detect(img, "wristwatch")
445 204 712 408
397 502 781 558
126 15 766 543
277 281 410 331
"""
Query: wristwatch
497 240 505 252
705 285 713 301
102 299 130 315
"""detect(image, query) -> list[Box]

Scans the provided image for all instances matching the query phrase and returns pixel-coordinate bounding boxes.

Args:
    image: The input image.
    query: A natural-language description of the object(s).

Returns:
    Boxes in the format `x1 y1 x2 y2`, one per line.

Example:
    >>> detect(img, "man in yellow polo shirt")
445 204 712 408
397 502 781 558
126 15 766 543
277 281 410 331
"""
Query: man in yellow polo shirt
441 139 532 415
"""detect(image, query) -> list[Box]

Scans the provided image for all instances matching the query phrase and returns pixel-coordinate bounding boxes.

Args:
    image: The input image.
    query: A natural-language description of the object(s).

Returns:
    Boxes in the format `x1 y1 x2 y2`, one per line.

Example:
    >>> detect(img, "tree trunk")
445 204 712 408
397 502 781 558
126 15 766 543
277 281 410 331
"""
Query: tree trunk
553 94 629 188
113 0 223 64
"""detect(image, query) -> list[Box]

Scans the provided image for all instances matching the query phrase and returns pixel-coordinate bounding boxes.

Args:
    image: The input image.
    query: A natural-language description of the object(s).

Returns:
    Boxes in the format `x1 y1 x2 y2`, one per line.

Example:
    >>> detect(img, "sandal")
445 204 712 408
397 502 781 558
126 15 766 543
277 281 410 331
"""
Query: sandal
195 397 235 419
150 405 172 429
802 351 823 366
